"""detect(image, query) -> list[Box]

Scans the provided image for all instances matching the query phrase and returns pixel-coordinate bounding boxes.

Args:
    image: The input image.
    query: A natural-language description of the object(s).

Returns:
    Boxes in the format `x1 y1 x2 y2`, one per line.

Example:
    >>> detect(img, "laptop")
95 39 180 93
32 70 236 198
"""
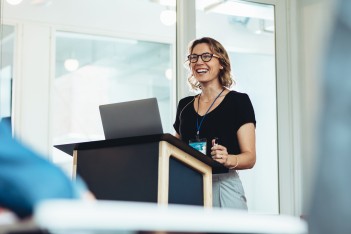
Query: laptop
99 98 163 139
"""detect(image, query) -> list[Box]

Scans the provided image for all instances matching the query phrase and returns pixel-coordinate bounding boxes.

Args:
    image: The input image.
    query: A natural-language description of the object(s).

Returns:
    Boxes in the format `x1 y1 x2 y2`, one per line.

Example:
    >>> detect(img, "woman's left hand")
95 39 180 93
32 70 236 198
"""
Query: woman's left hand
211 144 229 166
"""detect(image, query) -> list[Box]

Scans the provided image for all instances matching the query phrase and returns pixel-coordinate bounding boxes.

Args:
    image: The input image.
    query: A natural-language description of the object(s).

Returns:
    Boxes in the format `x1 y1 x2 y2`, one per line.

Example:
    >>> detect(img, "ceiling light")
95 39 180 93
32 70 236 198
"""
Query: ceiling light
165 68 172 80
160 9 176 26
64 59 79 72
6 0 23 5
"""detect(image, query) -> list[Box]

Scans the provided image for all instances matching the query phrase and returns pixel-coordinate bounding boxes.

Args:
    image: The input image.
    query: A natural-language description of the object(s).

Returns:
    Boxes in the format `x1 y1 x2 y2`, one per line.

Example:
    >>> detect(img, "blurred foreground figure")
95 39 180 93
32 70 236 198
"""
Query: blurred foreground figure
308 0 351 233
0 119 91 219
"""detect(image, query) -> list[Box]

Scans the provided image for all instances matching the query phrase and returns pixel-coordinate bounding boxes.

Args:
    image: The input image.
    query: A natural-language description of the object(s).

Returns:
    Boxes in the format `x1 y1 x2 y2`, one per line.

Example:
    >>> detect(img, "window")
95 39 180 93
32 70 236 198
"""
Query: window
0 25 14 119
49 0 177 172
196 0 278 214
54 32 173 142
53 32 174 171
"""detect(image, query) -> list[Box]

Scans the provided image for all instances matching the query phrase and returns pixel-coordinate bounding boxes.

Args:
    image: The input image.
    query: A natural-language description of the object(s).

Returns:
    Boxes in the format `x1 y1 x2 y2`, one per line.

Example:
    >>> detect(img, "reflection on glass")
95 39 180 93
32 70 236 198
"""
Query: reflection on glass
0 25 15 119
196 0 278 214
53 32 173 153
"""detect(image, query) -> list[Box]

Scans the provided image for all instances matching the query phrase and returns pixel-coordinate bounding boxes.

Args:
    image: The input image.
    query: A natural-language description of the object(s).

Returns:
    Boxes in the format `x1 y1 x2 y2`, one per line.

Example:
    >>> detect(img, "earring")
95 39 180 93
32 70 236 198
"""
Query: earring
220 66 223 69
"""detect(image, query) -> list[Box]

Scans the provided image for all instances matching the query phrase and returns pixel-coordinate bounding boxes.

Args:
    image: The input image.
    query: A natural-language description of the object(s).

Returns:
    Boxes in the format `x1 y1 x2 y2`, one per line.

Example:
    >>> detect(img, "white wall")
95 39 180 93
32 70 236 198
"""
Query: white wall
296 0 337 214
11 23 52 156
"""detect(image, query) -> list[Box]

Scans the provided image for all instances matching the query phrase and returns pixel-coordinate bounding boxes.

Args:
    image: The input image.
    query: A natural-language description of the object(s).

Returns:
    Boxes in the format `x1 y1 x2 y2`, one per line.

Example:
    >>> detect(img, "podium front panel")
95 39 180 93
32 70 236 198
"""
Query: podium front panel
76 142 159 202
168 157 203 206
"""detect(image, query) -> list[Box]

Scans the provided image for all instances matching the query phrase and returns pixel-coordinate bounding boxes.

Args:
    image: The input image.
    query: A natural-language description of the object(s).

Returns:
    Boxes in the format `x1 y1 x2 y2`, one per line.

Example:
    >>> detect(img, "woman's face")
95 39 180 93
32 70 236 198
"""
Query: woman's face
190 43 222 86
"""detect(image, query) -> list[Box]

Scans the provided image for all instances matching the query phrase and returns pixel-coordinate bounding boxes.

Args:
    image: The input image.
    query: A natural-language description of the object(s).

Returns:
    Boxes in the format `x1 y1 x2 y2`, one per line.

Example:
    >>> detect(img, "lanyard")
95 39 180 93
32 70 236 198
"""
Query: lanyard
196 88 225 138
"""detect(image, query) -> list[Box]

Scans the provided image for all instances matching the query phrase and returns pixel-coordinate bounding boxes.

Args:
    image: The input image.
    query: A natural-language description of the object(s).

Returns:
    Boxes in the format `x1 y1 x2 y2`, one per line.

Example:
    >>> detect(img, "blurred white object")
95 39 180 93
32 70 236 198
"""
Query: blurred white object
160 9 176 26
6 0 23 5
0 209 18 225
64 58 79 72
35 200 307 233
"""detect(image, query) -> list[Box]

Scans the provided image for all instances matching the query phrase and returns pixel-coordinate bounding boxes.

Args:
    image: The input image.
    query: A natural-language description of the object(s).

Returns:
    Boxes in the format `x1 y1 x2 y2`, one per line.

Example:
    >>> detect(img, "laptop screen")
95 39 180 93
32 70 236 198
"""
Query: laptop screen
99 98 163 139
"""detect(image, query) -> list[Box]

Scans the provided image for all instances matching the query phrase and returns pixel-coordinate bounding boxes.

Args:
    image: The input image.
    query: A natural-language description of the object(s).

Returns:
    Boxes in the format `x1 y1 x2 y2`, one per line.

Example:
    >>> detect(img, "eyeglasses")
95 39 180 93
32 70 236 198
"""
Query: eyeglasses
187 53 220 63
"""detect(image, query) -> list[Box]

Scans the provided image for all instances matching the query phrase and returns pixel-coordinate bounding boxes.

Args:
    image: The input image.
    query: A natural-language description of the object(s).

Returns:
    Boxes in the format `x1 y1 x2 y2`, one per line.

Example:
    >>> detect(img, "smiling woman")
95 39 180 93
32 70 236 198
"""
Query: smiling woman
174 36 256 210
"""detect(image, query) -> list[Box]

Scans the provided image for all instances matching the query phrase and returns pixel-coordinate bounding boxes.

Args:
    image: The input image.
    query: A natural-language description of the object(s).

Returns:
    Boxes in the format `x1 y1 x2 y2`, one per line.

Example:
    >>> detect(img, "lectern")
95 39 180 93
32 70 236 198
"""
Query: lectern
55 134 227 207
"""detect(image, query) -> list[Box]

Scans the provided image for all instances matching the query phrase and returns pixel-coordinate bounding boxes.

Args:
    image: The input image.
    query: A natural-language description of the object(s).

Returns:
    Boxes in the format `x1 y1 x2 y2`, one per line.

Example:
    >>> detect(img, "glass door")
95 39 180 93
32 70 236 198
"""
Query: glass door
195 0 278 214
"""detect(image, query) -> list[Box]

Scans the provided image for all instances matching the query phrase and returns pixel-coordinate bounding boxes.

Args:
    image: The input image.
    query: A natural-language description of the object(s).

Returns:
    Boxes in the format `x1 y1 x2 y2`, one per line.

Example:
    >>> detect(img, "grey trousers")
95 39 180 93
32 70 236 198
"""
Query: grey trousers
212 170 248 210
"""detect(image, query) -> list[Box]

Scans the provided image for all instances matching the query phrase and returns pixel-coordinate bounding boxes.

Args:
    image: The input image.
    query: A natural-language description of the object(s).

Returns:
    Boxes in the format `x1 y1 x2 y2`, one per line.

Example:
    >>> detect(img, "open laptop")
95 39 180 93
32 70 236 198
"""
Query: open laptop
99 98 163 139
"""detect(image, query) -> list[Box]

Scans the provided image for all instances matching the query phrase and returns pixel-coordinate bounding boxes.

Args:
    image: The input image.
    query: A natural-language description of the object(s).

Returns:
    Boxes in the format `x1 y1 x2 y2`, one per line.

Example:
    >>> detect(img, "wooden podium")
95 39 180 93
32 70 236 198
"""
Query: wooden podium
55 134 227 207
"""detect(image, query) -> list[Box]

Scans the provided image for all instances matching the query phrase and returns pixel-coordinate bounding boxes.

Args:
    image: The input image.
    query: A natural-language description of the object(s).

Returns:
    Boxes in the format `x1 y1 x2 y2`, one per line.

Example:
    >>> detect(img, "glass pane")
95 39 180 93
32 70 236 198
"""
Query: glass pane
0 25 14 119
196 0 278 214
53 32 174 171
50 0 177 173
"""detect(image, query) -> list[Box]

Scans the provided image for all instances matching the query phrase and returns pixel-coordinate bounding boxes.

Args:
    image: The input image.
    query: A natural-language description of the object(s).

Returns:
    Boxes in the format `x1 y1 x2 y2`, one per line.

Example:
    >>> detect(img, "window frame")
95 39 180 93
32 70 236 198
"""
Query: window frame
176 0 301 216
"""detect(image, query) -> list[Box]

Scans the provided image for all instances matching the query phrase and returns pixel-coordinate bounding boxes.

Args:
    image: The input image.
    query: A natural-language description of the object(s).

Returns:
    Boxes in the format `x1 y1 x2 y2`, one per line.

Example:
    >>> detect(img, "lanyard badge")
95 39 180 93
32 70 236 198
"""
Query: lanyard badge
189 137 207 155
189 88 225 155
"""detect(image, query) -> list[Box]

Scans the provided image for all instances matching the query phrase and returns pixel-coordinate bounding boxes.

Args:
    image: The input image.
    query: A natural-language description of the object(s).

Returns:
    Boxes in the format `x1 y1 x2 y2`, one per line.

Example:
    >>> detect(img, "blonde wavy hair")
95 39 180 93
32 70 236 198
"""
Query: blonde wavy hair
186 37 234 91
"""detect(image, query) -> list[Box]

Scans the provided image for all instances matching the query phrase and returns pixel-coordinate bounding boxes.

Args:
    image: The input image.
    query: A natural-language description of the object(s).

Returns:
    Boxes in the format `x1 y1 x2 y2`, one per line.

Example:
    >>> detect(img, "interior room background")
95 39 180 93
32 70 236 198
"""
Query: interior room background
0 0 334 217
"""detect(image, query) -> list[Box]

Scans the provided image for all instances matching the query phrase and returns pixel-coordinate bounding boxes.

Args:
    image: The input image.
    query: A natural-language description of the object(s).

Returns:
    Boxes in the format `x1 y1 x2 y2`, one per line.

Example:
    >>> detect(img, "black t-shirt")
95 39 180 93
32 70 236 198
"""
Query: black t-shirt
173 90 256 157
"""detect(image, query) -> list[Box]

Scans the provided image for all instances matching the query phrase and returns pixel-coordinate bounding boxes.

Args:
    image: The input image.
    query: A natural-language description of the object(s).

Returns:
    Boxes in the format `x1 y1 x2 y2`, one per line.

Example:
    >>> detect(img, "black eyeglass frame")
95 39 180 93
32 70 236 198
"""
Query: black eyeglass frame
187 52 220 63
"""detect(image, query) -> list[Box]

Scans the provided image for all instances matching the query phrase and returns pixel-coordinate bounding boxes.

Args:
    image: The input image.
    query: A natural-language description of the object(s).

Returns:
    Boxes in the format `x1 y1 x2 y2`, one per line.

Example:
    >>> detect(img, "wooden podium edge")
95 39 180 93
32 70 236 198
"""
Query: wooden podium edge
72 150 78 180
157 141 212 207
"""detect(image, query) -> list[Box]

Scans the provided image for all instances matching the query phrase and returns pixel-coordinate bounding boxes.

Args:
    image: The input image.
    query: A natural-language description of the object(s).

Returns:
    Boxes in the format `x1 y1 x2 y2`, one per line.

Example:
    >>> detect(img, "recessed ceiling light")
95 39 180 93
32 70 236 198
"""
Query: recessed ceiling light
64 59 79 72
6 0 23 5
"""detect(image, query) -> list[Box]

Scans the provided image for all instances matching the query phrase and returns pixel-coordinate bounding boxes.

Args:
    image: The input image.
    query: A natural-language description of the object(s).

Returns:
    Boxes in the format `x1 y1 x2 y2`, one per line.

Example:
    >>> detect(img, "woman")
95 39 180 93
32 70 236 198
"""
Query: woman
173 37 256 210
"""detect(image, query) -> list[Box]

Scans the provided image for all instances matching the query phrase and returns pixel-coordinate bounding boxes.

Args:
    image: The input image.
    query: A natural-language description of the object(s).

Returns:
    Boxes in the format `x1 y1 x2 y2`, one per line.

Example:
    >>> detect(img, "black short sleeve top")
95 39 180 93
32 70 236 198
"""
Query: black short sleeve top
173 90 256 157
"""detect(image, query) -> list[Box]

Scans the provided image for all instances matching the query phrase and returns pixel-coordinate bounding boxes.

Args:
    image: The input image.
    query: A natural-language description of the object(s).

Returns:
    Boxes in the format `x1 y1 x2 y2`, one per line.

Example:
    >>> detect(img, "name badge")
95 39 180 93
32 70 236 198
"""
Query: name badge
189 138 207 155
